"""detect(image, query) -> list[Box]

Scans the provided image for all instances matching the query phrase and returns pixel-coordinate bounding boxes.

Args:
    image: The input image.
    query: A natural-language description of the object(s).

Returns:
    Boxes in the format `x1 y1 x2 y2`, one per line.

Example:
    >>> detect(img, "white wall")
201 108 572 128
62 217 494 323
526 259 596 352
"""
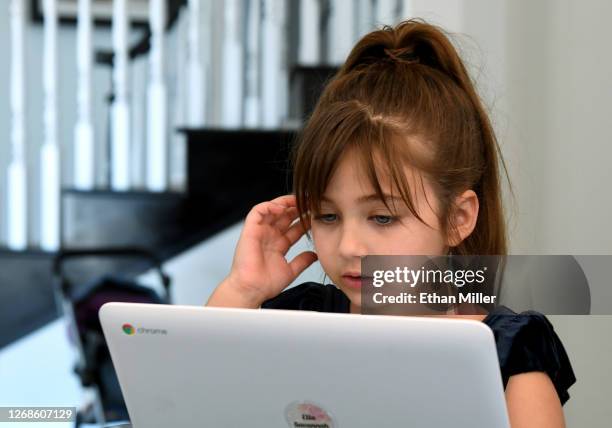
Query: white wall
550 315 612 426
518 0 611 254
499 1 612 424
401 0 612 255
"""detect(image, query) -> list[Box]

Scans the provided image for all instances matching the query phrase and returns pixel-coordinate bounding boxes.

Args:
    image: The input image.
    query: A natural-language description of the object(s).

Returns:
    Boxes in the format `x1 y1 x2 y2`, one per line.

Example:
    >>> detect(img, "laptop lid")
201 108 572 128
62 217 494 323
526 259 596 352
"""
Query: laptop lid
99 302 510 427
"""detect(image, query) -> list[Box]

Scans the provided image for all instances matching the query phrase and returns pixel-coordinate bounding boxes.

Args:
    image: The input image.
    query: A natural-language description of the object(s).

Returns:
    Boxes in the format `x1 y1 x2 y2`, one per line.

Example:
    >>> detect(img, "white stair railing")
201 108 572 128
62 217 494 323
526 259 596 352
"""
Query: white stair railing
7 0 27 250
4 0 362 250
146 0 168 191
169 6 188 190
111 0 131 191
187 0 206 126
329 0 355 64
298 0 320 65
261 0 285 128
130 55 147 189
0 0 463 252
40 0 60 251
221 0 243 128
244 0 261 127
74 0 95 190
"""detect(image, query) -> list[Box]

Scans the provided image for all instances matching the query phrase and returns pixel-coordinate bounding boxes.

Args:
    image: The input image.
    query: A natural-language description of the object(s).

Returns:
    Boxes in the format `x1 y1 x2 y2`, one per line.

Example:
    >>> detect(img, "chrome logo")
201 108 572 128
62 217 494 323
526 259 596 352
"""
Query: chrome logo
122 323 135 335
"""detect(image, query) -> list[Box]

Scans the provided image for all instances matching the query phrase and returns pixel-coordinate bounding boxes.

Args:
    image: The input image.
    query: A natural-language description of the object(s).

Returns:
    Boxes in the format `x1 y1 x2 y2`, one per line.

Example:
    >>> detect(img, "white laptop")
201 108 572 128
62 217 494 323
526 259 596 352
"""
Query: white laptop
99 302 510 428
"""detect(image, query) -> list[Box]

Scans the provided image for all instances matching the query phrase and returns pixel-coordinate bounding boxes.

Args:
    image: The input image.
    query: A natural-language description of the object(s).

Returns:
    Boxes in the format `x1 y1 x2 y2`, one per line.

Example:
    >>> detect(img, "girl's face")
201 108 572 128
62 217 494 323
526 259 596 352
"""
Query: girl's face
310 148 451 312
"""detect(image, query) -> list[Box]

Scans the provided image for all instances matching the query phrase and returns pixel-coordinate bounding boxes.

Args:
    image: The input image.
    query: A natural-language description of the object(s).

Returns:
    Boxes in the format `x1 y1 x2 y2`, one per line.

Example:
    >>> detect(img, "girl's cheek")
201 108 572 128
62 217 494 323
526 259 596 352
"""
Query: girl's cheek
310 228 326 255
310 226 319 246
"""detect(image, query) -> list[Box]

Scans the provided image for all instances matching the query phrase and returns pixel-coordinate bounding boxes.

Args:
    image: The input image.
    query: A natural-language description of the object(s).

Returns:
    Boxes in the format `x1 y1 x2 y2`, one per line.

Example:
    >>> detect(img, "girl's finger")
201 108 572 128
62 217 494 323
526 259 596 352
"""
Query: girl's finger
265 198 299 227
288 251 318 278
284 218 310 246
248 196 297 226
274 206 300 232
247 202 285 225
269 194 297 208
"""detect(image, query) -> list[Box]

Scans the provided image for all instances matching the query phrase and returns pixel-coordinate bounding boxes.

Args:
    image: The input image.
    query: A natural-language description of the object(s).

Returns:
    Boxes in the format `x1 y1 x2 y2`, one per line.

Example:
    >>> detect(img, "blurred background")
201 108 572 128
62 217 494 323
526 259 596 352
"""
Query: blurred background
0 0 610 426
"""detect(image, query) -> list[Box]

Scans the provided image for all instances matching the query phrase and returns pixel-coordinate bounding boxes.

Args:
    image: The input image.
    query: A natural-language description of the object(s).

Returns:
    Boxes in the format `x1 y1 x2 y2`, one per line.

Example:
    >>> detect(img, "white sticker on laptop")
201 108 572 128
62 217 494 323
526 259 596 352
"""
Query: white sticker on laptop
285 401 335 428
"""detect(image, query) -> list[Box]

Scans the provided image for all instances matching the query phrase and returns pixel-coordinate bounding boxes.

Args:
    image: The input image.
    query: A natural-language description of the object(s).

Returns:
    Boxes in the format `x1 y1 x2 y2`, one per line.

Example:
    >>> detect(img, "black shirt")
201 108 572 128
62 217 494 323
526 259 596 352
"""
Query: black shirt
262 282 577 405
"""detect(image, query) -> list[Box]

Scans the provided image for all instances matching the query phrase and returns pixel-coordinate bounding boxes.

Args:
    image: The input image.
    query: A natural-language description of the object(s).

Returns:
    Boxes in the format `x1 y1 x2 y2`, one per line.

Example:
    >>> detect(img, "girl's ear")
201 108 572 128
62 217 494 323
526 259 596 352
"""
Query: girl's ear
447 190 479 247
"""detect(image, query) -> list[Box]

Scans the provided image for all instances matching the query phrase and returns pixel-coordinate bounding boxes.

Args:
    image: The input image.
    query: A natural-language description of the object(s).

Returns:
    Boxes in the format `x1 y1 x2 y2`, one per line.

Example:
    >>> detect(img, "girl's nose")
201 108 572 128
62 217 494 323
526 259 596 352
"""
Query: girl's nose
337 222 368 259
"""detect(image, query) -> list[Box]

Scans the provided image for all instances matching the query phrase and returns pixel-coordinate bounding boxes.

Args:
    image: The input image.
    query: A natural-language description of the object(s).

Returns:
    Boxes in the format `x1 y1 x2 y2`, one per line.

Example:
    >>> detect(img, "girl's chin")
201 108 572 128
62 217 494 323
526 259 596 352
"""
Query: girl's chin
348 300 362 314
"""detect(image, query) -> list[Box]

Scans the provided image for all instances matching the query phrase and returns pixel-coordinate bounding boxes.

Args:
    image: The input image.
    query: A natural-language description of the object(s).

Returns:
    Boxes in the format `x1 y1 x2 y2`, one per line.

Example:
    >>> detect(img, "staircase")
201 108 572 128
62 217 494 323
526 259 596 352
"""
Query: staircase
0 1 344 348
0 66 337 349
0 128 294 347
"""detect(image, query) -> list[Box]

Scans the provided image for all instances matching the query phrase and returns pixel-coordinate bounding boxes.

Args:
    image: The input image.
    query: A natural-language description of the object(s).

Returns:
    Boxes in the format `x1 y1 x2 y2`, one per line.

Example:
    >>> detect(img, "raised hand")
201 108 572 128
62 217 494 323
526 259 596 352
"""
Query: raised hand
206 195 318 308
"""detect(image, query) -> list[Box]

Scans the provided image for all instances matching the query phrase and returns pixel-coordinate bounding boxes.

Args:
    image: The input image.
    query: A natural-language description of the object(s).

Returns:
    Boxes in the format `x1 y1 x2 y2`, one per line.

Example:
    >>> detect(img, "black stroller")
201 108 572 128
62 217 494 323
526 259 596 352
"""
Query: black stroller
52 247 171 427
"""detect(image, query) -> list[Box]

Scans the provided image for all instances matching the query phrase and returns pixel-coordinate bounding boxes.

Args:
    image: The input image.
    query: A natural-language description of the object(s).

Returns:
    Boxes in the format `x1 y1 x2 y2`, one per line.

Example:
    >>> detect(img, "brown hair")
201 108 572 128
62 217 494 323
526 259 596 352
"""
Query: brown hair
291 19 511 255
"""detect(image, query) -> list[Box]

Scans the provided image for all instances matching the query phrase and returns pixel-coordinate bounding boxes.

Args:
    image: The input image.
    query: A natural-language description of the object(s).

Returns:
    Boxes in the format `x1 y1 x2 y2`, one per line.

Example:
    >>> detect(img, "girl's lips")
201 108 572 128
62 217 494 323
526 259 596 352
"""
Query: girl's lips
342 275 362 288
341 275 373 289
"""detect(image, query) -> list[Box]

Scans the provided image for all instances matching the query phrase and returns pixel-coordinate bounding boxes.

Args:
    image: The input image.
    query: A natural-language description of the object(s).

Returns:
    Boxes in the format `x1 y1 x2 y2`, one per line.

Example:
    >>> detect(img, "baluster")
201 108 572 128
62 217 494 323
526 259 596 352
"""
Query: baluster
328 0 355 64
298 0 320 65
221 0 243 128
74 0 95 190
244 0 261 127
7 0 27 250
170 6 188 189
111 0 131 190
277 0 289 125
40 0 60 251
131 56 147 189
261 0 284 128
147 0 168 191
187 0 205 126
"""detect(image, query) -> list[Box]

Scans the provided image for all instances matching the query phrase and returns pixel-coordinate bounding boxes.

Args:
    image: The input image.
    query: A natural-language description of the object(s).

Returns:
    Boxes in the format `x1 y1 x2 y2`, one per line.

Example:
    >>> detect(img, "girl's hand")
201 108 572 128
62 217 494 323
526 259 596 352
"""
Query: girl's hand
206 195 318 308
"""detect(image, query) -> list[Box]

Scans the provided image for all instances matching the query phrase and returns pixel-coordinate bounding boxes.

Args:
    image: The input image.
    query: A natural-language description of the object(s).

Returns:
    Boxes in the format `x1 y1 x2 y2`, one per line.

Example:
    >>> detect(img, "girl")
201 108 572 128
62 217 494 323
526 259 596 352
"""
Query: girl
207 19 575 428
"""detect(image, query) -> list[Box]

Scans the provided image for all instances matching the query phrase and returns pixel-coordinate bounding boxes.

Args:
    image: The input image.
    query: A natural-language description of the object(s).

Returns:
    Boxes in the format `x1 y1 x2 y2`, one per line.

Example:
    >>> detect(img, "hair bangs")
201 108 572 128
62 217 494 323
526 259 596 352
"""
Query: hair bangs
293 101 437 236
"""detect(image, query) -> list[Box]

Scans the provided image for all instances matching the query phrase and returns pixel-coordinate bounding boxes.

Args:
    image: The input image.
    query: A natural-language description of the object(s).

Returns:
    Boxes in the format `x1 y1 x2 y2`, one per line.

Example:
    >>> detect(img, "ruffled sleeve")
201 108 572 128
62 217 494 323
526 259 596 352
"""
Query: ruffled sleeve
261 282 350 313
484 308 577 405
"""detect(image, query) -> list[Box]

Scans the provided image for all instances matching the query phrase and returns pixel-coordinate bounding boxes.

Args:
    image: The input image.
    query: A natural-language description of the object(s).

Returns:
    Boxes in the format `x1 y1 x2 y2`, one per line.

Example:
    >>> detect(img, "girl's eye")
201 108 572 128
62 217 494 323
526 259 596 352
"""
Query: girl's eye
315 214 337 223
371 215 396 226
